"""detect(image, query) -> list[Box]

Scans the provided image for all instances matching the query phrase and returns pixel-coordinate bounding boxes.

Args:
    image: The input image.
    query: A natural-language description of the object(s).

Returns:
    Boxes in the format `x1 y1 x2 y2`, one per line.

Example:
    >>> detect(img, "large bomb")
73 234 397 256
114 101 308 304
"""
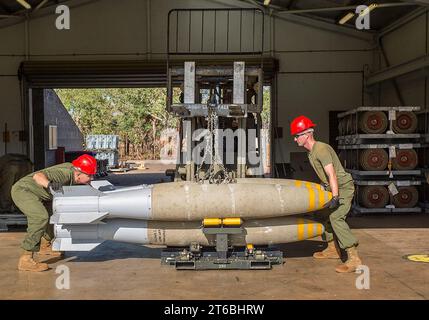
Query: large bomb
52 181 332 223
53 217 325 251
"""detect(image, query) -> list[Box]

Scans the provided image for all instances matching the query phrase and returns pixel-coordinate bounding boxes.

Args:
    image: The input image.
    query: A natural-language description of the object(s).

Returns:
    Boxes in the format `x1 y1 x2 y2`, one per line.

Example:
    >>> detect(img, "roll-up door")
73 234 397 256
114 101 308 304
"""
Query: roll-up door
19 58 277 88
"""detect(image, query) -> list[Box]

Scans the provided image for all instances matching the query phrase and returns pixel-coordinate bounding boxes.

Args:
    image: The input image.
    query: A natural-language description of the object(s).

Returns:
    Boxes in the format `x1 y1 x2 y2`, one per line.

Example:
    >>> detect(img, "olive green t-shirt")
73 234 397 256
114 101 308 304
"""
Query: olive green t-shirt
307 142 353 189
14 163 75 201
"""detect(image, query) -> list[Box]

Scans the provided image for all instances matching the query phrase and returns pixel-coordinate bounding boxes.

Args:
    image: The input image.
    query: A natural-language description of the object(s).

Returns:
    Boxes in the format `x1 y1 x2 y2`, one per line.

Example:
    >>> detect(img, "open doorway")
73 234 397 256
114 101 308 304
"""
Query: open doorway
30 85 272 177
56 88 180 163
30 88 181 171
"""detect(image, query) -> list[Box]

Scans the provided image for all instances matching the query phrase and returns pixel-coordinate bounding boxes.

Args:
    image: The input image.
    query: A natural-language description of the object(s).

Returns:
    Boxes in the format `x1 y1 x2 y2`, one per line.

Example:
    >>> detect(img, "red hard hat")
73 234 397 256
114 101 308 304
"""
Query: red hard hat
290 115 316 136
72 154 97 175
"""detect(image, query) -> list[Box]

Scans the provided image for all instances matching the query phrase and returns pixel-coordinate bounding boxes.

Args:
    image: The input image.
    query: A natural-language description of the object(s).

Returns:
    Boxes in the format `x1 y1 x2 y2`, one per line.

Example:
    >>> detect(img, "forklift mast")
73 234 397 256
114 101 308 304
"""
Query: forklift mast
166 8 266 182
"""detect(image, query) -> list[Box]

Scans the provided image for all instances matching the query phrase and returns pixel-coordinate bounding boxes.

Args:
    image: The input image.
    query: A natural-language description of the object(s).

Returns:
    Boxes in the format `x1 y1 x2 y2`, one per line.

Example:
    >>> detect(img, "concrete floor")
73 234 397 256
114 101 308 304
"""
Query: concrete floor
1 165 429 300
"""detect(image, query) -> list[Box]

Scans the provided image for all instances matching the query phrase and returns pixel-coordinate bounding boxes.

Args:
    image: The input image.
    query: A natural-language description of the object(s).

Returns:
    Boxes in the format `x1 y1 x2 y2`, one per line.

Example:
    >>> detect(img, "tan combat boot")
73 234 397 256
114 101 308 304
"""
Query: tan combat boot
313 241 341 259
335 246 362 273
18 250 49 272
39 238 64 257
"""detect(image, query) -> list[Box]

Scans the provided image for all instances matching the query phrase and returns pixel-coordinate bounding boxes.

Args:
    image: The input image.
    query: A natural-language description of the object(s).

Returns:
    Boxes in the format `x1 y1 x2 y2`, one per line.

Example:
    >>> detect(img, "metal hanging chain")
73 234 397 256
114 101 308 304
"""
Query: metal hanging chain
195 98 233 184
194 109 213 183
208 107 233 184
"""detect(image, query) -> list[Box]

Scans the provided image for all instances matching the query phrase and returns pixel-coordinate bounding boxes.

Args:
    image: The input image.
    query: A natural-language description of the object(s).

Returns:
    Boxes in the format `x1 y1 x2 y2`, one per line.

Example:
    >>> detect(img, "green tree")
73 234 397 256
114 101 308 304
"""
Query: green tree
55 88 179 159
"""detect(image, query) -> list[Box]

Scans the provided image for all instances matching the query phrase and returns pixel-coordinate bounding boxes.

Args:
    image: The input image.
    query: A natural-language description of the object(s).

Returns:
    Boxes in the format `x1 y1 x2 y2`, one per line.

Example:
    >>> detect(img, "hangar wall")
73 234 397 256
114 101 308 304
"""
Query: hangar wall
44 89 84 167
0 22 26 157
376 9 428 109
0 0 375 164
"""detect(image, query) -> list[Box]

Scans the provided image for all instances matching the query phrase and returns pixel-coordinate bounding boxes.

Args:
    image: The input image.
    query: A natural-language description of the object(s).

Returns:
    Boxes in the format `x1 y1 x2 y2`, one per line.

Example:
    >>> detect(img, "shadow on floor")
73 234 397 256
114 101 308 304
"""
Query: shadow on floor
277 240 326 258
279 240 348 262
57 240 331 263
62 241 163 262
347 214 429 229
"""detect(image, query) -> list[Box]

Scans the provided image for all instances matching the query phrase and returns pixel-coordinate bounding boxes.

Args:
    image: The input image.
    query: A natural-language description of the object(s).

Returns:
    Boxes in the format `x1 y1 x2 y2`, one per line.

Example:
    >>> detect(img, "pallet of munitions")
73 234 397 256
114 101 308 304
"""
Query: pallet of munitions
338 143 423 175
337 106 421 137
352 180 422 215
337 106 425 214
85 135 120 169
86 135 119 151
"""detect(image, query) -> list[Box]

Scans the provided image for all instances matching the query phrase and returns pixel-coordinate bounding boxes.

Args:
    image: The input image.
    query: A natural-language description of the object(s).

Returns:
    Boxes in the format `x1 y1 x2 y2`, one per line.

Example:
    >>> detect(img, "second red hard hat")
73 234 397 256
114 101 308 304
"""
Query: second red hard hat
290 115 316 136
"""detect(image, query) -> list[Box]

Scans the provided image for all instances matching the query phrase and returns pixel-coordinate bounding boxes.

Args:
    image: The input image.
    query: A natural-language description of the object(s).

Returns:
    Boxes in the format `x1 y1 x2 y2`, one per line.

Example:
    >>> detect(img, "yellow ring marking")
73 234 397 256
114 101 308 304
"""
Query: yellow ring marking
307 186 316 211
297 218 305 241
295 180 303 188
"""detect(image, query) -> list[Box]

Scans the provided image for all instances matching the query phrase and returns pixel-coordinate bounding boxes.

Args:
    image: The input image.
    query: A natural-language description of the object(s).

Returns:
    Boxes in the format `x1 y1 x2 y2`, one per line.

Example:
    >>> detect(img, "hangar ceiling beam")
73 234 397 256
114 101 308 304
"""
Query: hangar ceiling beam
400 0 429 6
35 0 50 12
378 6 428 38
276 2 417 14
366 55 429 86
231 0 376 42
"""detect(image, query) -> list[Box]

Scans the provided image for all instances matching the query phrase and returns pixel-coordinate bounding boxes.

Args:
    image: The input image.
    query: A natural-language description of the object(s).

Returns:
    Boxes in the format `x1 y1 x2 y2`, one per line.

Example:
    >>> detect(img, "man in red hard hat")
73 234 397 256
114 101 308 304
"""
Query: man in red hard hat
291 115 361 273
11 154 97 272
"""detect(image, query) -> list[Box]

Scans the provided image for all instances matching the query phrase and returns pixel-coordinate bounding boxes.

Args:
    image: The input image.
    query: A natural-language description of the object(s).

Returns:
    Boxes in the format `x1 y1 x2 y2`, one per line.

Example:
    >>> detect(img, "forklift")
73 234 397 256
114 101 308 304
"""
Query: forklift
161 8 283 270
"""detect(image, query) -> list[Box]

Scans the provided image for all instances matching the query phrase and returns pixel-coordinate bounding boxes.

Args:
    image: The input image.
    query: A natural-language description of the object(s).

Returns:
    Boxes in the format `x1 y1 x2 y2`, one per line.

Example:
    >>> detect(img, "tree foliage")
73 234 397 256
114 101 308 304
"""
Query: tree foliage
55 88 179 159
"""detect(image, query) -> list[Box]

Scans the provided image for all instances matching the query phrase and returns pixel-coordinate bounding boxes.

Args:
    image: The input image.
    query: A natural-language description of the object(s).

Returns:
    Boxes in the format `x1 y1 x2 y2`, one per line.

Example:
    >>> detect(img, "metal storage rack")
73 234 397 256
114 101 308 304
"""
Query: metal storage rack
0 214 27 232
337 106 424 215
416 110 429 212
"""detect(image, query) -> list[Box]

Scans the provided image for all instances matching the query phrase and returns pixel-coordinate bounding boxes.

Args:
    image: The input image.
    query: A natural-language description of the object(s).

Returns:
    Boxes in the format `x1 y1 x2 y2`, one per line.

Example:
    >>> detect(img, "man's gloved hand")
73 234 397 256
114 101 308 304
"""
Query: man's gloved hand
326 196 340 209
48 181 62 193
321 183 329 191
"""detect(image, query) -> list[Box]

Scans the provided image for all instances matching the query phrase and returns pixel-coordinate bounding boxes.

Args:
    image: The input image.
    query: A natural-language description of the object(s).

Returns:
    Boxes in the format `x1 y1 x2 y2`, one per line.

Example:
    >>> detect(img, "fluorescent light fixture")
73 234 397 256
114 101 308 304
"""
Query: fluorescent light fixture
264 0 271 5
16 0 32 10
359 3 378 17
339 12 355 25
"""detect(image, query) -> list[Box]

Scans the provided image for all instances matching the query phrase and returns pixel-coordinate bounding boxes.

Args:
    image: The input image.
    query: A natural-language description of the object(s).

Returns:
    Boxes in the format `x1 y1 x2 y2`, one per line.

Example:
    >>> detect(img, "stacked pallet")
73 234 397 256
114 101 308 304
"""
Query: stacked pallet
86 135 119 170
337 107 423 215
